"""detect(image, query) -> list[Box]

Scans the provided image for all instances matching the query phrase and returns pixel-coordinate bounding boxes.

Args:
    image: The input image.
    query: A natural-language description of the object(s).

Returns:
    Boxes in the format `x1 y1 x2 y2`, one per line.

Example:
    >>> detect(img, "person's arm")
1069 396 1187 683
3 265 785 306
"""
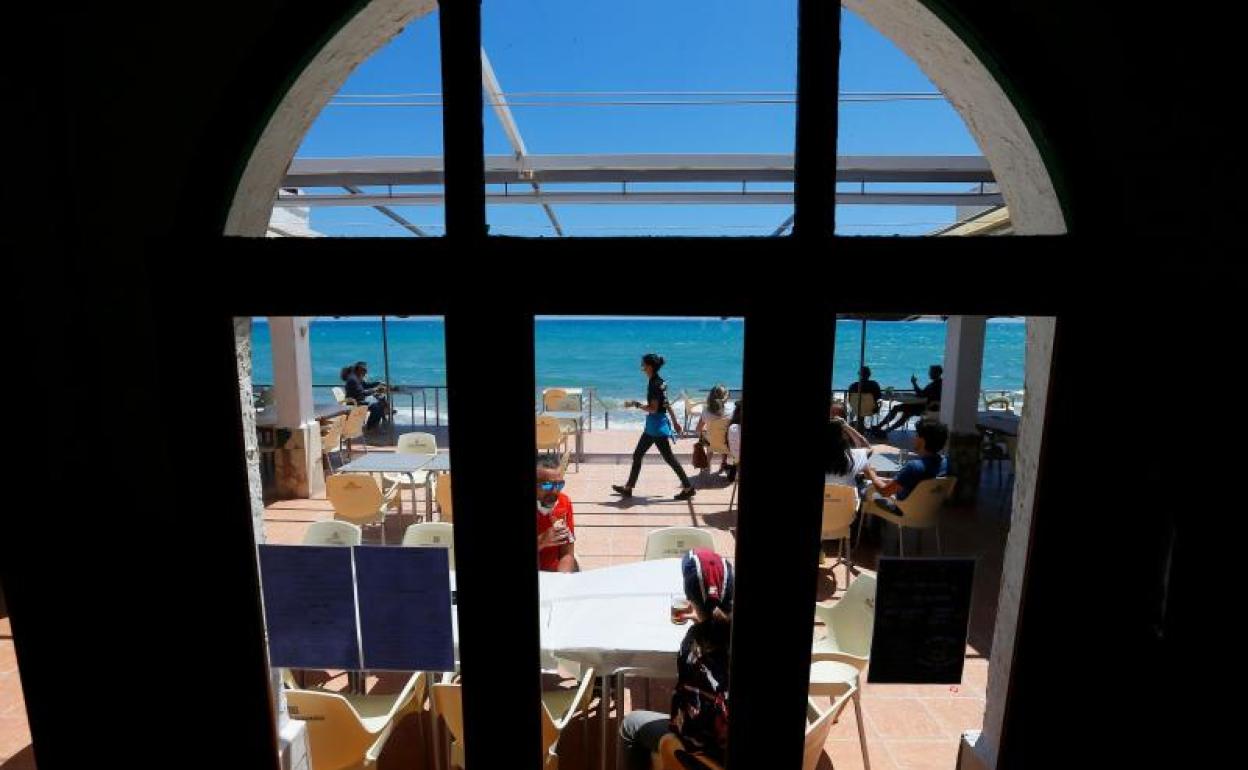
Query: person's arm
668 404 682 438
911 375 923 396
556 541 576 572
864 466 901 497
537 527 566 552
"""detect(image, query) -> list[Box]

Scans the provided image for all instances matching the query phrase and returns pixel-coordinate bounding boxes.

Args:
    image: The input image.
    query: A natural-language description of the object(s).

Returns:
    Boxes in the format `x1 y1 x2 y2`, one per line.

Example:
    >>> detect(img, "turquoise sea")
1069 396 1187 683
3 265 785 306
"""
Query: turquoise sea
250 317 1025 427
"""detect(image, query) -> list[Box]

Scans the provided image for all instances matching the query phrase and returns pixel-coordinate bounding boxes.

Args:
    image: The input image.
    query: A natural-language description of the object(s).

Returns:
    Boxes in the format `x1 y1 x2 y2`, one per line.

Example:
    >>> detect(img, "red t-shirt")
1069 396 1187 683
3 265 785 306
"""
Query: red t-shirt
536 493 575 572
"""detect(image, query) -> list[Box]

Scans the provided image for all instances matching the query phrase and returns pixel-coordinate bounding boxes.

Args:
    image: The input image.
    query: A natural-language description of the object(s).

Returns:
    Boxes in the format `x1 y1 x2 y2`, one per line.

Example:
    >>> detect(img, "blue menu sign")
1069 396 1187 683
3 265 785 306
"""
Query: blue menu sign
354 546 455 671
258 545 361 670
868 557 975 684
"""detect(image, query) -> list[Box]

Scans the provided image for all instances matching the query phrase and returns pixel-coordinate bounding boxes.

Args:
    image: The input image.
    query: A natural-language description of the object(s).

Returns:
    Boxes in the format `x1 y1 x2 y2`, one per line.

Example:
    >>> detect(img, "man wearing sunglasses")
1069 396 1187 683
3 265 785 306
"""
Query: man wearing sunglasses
536 456 577 572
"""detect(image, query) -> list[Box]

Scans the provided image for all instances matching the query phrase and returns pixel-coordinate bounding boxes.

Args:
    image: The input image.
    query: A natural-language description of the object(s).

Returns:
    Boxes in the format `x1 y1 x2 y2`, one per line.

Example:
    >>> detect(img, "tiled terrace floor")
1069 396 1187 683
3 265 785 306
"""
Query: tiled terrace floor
1 425 1011 770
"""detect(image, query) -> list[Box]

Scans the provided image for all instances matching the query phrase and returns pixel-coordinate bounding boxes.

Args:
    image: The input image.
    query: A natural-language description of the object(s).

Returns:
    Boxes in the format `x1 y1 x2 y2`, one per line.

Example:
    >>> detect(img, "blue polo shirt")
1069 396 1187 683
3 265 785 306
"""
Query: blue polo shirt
894 454 948 500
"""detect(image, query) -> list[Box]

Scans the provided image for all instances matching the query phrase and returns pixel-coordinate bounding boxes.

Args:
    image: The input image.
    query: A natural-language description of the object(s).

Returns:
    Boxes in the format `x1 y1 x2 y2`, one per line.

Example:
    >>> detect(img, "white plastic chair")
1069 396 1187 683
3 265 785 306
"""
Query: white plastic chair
820 483 859 581
810 573 876 770
643 526 714 561
384 431 438 502
327 474 401 544
858 476 956 557
303 520 363 547
401 522 455 569
847 391 877 428
285 671 426 770
680 391 706 434
331 386 350 405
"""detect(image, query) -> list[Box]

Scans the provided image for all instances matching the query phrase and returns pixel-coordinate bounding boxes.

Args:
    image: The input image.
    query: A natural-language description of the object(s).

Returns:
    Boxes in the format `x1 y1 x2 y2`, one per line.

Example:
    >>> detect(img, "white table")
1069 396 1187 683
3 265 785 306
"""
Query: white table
338 452 437 514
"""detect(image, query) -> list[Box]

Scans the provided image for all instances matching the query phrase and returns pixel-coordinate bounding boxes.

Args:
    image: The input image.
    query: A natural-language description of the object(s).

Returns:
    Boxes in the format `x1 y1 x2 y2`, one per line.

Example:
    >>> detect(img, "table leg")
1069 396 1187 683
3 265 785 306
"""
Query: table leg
407 472 419 518
614 670 626 770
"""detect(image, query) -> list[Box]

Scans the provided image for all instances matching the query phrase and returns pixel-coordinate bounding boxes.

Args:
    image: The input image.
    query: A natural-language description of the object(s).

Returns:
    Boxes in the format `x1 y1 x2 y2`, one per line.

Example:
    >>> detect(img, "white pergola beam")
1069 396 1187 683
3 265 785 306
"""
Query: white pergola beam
274 190 1005 208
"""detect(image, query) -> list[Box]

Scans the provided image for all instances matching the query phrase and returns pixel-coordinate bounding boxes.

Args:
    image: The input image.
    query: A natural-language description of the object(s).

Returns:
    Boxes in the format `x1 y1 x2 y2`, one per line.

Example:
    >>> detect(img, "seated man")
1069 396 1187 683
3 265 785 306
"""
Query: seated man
343 361 390 431
873 364 943 435
862 420 949 516
847 366 883 415
536 456 577 572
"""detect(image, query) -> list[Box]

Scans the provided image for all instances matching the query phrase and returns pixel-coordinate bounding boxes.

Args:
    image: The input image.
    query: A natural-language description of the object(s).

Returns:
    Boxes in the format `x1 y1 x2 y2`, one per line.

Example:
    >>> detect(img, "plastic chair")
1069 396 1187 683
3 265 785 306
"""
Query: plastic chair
384 431 438 500
656 690 854 770
435 472 453 522
303 520 363 547
285 671 427 770
401 522 455 569
857 476 956 557
847 392 877 428
702 415 733 471
643 526 715 561
543 388 583 413
680 391 706 434
820 483 859 581
327 474 401 544
809 572 876 770
331 386 349 405
536 415 573 472
432 670 595 770
321 416 346 474
341 405 370 459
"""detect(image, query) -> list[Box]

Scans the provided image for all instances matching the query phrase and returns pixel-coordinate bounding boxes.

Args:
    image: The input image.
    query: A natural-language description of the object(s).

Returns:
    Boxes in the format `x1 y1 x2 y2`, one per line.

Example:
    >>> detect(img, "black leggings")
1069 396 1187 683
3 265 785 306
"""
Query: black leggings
626 433 692 489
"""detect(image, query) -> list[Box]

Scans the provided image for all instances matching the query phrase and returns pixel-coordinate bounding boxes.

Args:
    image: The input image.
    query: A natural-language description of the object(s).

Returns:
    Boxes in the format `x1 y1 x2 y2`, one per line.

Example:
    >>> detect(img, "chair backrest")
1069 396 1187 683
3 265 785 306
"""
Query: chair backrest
396 431 438 456
543 388 582 412
541 667 596 760
895 476 957 524
803 690 856 770
704 415 732 455
431 683 465 767
644 527 715 561
535 416 565 449
402 522 455 569
331 386 347 404
341 405 369 438
847 391 876 418
820 572 876 659
302 520 362 547
320 416 345 455
821 483 859 540
286 689 372 770
326 474 385 523
436 472 454 522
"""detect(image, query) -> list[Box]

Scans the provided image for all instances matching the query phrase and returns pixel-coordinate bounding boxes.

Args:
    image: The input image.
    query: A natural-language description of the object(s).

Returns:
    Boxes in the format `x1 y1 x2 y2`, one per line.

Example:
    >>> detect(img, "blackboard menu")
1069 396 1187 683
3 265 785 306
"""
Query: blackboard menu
868 557 975 684
258 545 361 670
354 546 455 671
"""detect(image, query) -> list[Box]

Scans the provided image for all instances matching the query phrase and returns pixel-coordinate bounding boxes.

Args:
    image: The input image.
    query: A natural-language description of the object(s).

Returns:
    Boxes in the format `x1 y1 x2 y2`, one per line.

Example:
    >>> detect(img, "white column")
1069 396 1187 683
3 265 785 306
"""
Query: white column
940 315 987 432
269 316 324 498
270 316 316 428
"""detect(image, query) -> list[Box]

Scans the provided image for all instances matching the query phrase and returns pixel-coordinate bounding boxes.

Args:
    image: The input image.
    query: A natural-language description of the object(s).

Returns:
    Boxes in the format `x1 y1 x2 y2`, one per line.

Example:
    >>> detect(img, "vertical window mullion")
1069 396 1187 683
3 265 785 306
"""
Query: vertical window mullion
792 0 841 239
438 0 487 238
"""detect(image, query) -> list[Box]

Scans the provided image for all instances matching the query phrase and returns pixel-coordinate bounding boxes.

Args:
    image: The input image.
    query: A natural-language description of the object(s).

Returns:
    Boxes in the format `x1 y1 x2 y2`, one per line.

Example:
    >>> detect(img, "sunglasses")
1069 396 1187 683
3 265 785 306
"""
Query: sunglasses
538 480 566 492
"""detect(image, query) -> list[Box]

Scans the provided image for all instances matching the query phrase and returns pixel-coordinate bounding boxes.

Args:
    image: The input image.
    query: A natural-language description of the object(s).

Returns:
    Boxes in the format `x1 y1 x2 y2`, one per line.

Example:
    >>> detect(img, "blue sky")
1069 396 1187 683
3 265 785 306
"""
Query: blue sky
295 1 982 237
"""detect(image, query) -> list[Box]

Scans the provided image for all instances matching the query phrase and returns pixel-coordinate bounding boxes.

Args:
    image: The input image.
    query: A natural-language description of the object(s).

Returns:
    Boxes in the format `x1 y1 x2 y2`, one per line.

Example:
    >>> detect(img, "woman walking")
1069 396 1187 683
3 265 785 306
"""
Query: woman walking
613 353 697 500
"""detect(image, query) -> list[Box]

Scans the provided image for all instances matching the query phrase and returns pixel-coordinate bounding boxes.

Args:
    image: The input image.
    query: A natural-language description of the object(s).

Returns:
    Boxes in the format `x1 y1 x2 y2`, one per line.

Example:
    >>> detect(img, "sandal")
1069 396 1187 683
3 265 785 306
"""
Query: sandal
611 485 633 497
674 487 697 501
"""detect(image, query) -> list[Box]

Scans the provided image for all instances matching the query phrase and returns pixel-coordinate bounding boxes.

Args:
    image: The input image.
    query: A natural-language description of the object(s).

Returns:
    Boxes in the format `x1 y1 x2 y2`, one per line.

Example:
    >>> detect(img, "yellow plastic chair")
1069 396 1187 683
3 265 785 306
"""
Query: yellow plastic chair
303 520 363 547
847 391 877 427
820 483 859 581
702 415 733 470
435 472 454 522
543 388 582 413
321 415 347 474
643 526 715 561
655 690 853 770
857 476 956 557
286 671 427 770
327 474 402 544
810 573 876 770
401 522 455 569
341 405 371 459
432 670 594 770
536 415 573 472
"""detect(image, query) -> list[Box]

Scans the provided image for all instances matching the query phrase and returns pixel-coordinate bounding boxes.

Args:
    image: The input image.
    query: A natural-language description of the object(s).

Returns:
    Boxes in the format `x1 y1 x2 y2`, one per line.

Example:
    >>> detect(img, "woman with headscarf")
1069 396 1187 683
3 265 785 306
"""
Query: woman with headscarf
619 548 733 770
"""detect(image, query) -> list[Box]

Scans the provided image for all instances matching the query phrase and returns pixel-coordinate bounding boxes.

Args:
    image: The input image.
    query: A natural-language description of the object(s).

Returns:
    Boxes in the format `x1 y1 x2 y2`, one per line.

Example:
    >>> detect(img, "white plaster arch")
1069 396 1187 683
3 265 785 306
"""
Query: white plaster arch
225 0 1066 236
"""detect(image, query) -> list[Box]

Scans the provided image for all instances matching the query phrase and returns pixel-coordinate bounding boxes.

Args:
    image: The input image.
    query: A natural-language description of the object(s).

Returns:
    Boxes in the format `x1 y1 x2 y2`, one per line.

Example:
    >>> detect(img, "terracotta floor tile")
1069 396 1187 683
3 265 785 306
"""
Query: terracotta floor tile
919 698 986 738
824 737 897 770
0 714 33 763
884 738 961 770
862 698 945 740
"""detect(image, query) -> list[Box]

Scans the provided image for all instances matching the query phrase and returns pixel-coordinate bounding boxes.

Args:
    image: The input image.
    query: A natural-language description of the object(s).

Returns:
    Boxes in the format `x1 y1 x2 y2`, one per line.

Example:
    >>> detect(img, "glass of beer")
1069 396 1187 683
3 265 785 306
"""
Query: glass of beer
670 595 692 625
553 517 573 544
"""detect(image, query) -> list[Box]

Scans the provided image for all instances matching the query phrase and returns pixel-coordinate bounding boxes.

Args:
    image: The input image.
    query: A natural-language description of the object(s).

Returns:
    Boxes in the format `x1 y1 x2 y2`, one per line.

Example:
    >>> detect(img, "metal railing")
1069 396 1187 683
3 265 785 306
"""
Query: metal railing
254 383 450 426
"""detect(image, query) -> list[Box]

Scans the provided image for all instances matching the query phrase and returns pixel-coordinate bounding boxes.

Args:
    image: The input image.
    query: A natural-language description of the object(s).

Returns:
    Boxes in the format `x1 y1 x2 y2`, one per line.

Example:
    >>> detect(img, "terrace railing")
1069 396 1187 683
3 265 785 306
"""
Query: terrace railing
254 383 449 426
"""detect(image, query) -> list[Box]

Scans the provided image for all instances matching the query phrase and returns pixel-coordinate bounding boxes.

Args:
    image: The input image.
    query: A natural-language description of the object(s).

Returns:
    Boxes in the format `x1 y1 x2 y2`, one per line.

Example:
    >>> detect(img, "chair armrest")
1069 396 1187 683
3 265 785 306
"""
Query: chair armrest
364 719 398 766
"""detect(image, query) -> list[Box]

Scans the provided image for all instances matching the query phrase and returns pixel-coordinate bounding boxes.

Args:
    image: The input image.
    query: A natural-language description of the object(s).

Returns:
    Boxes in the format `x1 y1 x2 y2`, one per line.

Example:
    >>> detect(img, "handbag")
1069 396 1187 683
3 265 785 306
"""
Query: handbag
692 441 710 469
